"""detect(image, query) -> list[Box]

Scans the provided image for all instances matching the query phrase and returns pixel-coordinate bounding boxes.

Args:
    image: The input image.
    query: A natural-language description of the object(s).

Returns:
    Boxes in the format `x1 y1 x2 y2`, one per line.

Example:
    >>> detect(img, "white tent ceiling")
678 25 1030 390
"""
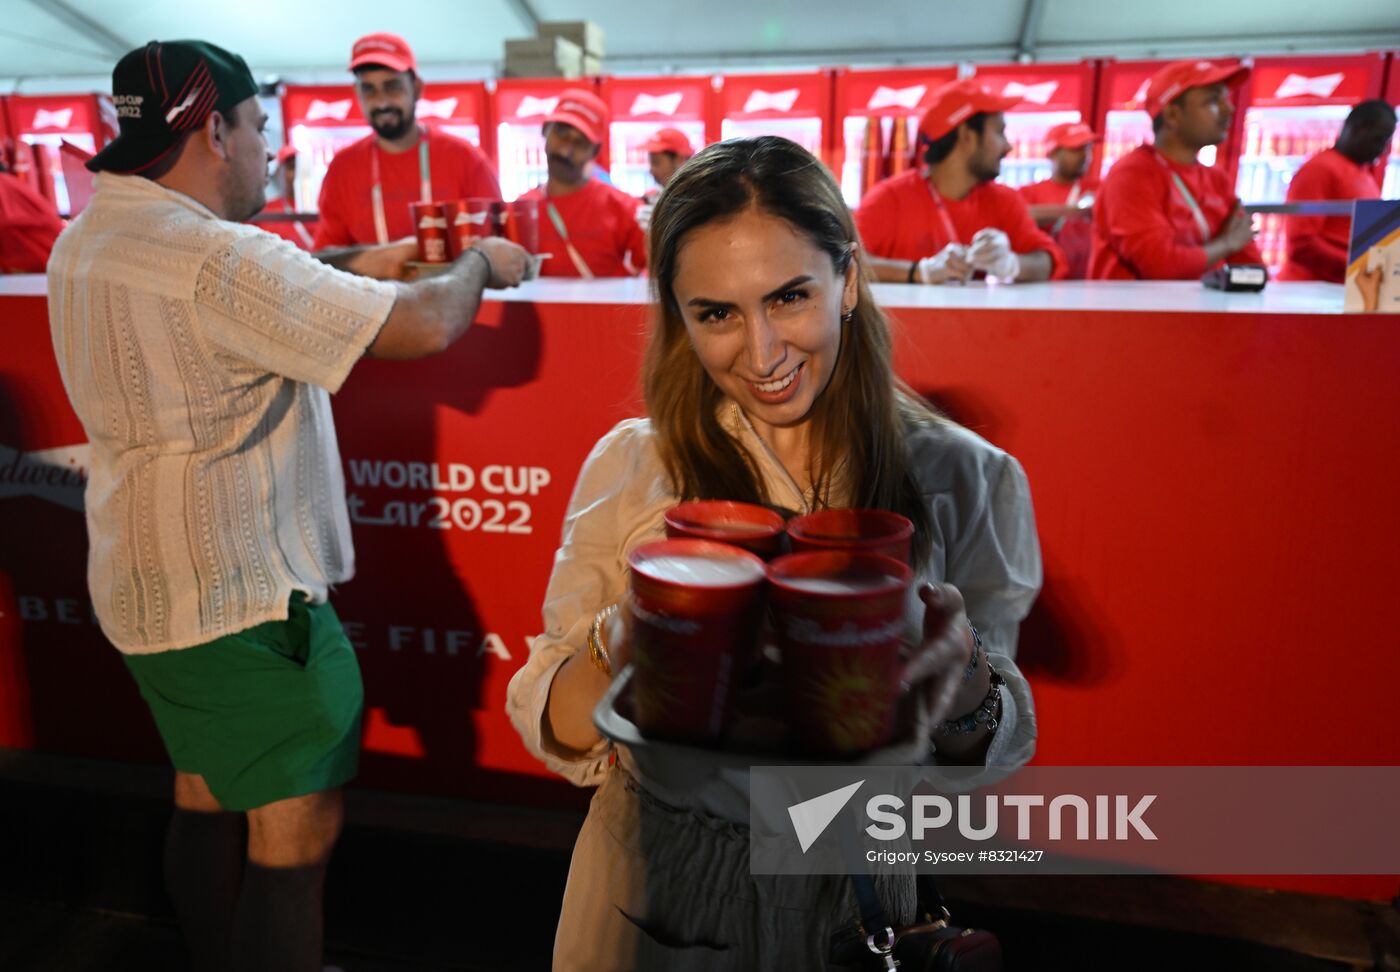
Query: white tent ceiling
4 0 1400 90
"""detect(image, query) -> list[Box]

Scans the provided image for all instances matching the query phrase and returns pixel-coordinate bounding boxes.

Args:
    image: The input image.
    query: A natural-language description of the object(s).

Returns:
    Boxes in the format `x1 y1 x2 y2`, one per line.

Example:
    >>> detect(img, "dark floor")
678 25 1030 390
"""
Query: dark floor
0 759 1387 972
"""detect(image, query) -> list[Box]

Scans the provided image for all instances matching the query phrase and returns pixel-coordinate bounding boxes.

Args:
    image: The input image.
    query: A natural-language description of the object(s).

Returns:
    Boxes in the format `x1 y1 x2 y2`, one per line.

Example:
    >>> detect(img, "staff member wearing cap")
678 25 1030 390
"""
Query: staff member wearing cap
1280 99 1396 283
1019 122 1100 280
636 126 694 232
857 79 1066 285
519 88 647 278
48 38 527 971
1091 59 1262 279
253 144 314 248
314 32 501 250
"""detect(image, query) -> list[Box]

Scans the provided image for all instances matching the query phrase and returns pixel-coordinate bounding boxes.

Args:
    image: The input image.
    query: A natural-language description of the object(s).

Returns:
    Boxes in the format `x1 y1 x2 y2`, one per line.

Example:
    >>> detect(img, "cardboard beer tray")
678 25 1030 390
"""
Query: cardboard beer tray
594 664 931 770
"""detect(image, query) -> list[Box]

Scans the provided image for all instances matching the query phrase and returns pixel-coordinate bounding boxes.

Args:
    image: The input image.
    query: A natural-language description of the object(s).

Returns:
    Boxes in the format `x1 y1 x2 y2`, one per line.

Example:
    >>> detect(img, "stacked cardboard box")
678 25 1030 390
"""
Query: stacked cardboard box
503 20 604 78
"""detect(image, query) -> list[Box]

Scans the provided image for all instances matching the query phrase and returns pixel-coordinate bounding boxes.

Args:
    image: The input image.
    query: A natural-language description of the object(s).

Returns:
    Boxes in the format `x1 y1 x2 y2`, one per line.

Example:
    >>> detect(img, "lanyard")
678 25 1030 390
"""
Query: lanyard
1154 151 1212 245
543 194 595 280
1051 180 1082 236
925 178 961 245
369 135 433 245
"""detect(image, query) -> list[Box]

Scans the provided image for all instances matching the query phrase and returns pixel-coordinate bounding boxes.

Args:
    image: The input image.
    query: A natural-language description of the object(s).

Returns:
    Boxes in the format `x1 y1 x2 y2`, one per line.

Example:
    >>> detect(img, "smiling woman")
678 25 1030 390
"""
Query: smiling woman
505 136 1042 970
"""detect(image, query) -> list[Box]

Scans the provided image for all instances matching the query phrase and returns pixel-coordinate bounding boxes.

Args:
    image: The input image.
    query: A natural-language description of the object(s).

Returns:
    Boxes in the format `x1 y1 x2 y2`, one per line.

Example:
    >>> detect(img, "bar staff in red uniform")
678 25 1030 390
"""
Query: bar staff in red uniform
252 145 314 249
0 158 64 273
1279 99 1395 283
857 79 1066 285
1091 59 1262 280
1019 121 1099 279
636 127 693 232
314 33 501 249
519 89 647 278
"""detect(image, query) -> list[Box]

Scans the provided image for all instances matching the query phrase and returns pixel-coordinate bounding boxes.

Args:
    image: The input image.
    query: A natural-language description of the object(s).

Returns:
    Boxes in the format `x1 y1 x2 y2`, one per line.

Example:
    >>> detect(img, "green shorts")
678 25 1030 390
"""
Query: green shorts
123 593 363 812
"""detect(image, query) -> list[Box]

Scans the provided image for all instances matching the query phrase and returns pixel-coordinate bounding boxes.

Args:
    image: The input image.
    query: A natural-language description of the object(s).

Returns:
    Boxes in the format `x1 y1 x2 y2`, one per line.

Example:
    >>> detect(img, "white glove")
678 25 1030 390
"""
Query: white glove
968 228 1021 281
917 243 970 285
636 203 654 233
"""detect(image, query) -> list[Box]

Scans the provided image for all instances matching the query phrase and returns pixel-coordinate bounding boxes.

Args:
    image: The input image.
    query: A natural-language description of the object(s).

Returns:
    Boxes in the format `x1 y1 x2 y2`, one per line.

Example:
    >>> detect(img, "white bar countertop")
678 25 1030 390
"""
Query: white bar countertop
0 273 1349 316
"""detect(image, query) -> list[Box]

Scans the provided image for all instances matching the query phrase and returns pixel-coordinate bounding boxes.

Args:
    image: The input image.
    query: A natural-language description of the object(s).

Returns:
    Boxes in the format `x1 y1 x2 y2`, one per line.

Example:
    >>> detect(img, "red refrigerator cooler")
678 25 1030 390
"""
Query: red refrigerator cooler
4 94 115 216
1231 53 1388 271
967 61 1098 190
598 75 714 199
831 65 957 207
282 82 492 213
1093 58 1246 181
493 79 604 202
714 71 833 165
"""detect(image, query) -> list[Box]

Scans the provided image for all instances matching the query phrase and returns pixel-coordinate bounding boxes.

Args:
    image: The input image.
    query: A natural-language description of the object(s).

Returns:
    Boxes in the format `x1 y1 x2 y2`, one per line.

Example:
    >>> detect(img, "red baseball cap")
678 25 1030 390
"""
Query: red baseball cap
1045 122 1100 152
918 79 1021 142
1144 59 1249 118
349 33 416 74
544 88 608 145
641 127 693 157
276 144 297 165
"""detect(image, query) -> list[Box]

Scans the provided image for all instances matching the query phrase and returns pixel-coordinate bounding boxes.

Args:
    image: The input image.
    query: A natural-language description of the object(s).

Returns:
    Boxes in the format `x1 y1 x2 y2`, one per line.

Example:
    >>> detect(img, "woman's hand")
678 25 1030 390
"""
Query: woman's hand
902 582 987 725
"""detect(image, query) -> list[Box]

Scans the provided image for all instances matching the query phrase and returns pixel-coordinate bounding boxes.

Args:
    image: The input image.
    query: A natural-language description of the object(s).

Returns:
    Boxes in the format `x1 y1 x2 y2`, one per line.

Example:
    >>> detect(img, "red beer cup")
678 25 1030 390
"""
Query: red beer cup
767 551 912 756
785 508 914 563
410 201 449 264
626 539 768 743
499 198 540 253
444 198 495 258
664 500 787 560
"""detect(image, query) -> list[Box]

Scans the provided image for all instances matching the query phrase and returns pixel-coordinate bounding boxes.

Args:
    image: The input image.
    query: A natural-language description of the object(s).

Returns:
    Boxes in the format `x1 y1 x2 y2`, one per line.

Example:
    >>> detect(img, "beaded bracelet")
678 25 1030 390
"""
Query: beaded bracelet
934 665 1004 736
587 603 619 676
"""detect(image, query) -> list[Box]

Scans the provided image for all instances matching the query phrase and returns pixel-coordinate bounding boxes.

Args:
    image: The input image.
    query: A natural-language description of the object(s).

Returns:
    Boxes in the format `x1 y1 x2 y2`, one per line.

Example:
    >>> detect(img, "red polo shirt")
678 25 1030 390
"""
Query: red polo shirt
855 168 1067 277
251 197 316 250
313 127 501 248
1091 144 1263 279
0 172 63 273
520 179 646 278
1019 178 1095 280
1279 148 1382 283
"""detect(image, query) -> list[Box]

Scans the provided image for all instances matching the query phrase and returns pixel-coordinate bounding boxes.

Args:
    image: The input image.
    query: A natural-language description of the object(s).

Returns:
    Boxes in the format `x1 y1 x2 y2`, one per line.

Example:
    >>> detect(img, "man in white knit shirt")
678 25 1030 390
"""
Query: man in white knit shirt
47 39 527 971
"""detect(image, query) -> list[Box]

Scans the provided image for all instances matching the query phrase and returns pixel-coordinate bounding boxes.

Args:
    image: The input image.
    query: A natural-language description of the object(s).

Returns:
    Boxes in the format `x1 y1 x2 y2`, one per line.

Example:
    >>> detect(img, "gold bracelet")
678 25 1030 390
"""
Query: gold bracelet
587 603 619 676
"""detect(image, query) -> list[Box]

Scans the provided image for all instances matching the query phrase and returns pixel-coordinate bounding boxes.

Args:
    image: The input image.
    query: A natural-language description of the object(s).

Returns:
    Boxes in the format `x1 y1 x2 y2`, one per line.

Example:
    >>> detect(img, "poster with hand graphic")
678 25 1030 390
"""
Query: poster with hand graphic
1345 199 1400 312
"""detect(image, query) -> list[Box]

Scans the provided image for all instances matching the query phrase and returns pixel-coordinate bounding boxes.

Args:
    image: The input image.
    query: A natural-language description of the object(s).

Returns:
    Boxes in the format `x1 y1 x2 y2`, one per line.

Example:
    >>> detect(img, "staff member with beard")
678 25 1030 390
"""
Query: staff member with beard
857 79 1066 285
519 89 646 278
314 32 501 249
1091 60 1262 279
1019 122 1099 279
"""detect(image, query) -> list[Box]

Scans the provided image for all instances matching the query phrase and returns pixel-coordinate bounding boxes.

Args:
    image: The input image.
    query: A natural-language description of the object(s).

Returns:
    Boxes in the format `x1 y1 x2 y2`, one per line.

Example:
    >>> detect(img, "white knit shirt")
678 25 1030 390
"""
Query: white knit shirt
47 173 397 654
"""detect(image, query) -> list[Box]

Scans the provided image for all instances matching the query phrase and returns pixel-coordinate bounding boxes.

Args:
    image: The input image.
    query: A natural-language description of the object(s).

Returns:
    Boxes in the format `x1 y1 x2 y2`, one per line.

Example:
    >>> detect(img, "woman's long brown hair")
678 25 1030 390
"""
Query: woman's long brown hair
643 136 936 566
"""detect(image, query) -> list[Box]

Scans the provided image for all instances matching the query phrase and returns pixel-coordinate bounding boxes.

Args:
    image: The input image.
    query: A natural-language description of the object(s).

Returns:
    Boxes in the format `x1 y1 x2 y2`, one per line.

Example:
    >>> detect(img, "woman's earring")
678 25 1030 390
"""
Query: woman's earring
841 307 855 323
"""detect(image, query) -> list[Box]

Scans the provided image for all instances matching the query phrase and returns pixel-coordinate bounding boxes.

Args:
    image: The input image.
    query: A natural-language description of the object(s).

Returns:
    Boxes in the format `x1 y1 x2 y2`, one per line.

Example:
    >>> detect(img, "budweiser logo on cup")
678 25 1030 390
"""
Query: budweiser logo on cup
625 539 767 742
410 201 449 263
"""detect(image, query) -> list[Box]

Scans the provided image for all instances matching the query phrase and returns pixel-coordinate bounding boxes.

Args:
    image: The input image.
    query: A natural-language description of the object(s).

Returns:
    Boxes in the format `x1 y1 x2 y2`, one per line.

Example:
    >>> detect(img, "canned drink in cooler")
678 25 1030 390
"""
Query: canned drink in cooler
411 201 450 263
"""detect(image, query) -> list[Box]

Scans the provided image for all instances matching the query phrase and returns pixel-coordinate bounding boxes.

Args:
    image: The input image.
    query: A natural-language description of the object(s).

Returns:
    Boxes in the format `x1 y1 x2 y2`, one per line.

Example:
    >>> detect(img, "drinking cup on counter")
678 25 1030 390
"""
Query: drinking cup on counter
786 508 914 563
664 500 787 560
625 539 768 742
767 551 912 756
498 199 541 254
410 201 450 264
444 198 495 258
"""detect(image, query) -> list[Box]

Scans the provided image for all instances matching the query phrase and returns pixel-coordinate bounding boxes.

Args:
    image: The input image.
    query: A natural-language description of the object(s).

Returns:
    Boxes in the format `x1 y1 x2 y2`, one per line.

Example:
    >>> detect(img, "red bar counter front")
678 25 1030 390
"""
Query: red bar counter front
2 276 1396 900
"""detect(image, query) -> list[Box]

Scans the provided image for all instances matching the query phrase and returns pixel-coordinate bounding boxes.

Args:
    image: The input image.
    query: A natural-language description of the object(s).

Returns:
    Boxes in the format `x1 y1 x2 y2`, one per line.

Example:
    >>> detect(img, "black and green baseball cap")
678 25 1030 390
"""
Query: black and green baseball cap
88 40 258 174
